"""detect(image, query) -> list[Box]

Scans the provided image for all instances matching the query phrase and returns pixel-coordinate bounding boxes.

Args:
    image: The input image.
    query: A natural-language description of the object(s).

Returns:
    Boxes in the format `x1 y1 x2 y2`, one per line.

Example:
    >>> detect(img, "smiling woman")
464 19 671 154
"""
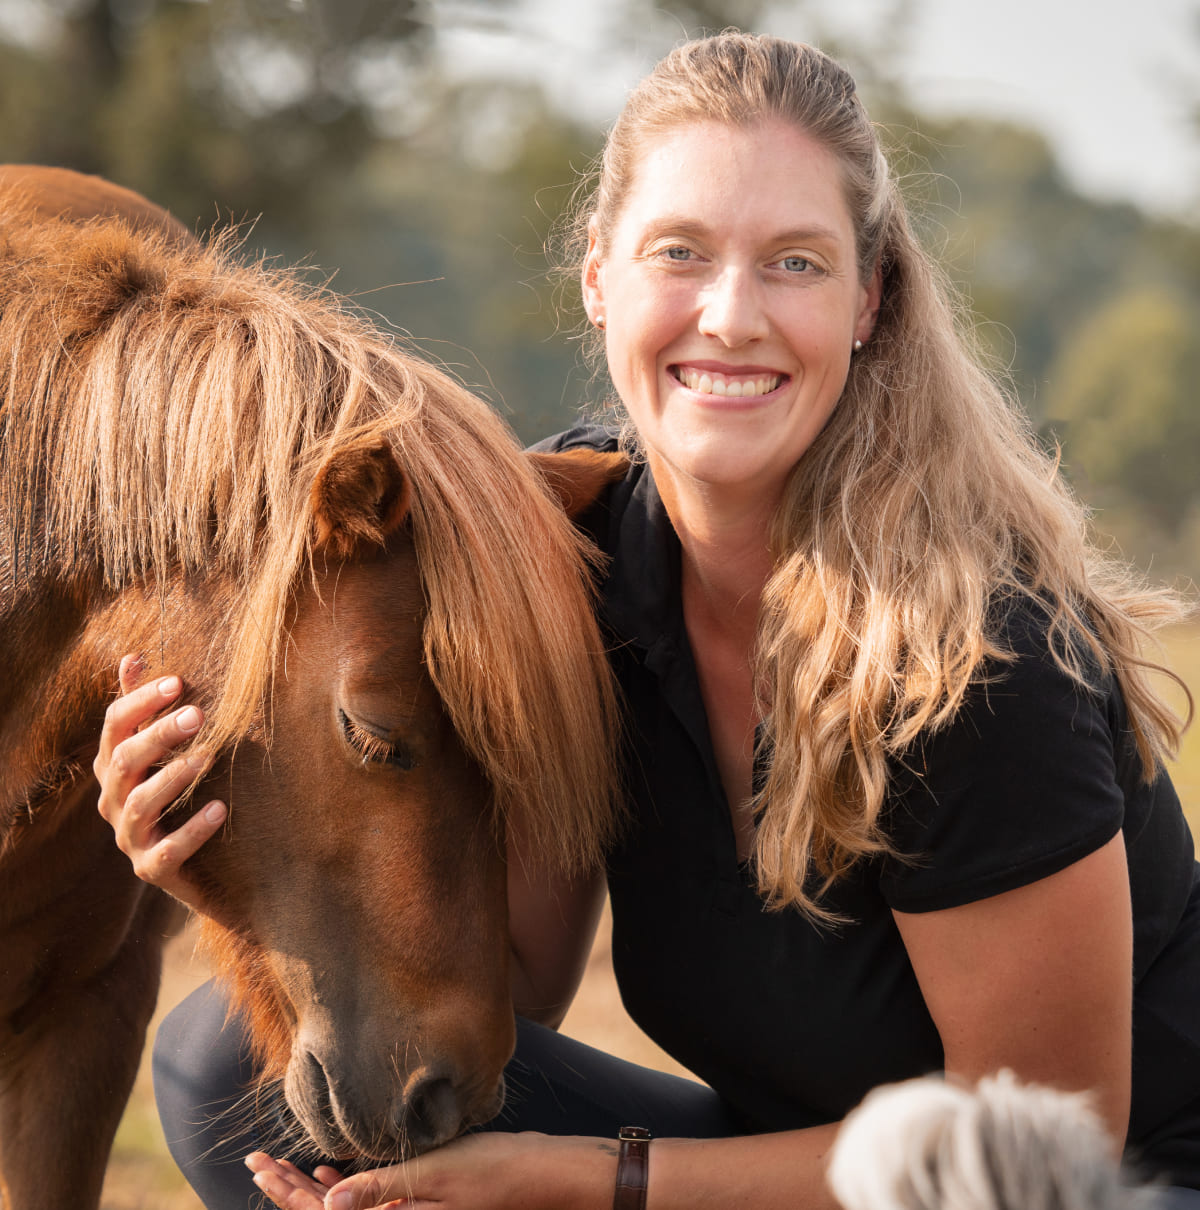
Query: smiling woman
93 30 1200 1210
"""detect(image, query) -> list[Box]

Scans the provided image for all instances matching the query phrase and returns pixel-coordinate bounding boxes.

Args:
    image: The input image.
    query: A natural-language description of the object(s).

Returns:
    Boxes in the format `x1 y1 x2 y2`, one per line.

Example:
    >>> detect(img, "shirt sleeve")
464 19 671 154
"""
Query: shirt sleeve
879 604 1126 913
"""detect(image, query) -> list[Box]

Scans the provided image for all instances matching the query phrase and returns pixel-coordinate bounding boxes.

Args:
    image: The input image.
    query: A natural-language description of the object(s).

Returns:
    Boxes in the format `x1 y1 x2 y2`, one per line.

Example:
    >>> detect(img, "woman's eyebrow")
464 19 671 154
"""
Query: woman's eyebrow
639 215 846 247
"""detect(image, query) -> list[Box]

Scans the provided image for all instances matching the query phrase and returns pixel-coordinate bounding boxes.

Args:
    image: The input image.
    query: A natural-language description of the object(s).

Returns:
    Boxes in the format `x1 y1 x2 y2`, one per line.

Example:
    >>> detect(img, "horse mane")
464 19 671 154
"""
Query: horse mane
0 188 619 872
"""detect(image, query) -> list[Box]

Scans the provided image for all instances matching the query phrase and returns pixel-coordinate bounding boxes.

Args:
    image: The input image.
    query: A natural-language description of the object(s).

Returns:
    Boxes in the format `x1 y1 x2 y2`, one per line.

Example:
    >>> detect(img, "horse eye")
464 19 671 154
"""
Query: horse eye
337 709 416 770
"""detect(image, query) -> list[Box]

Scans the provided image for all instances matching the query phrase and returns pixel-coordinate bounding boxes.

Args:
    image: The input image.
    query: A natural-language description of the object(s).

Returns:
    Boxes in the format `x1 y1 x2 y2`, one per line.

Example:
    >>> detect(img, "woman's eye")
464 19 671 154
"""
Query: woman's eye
780 255 813 273
338 710 415 770
661 245 694 262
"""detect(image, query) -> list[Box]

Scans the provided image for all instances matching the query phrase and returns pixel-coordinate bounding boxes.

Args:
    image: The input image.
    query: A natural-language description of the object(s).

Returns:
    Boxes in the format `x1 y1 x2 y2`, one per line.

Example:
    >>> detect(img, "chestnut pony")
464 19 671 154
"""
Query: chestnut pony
0 167 624 1210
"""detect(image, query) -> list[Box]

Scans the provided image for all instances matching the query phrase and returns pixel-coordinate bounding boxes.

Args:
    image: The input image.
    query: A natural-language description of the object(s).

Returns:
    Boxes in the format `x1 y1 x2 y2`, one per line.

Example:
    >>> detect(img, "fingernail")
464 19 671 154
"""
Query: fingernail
328 1194 354 1210
176 706 201 733
158 676 181 696
204 802 226 824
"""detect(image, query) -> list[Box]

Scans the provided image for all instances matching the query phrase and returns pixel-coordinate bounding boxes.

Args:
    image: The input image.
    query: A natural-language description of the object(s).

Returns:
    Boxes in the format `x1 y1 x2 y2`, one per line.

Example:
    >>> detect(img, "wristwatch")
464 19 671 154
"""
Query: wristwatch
612 1125 652 1210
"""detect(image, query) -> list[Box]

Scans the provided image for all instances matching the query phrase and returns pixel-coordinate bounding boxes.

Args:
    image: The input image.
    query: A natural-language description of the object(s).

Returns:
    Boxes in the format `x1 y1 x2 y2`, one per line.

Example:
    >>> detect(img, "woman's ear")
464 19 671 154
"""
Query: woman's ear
581 220 606 329
855 261 883 346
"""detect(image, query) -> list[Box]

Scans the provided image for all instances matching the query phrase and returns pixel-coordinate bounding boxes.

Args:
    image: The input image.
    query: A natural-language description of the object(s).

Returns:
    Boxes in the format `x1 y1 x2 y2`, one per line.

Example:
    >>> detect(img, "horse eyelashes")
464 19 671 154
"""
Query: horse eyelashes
337 709 416 771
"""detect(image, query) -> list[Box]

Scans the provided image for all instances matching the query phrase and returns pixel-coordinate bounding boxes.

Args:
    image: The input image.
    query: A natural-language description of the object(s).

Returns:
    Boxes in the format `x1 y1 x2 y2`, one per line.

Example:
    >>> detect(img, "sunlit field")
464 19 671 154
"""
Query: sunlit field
99 627 1200 1209
1163 624 1200 835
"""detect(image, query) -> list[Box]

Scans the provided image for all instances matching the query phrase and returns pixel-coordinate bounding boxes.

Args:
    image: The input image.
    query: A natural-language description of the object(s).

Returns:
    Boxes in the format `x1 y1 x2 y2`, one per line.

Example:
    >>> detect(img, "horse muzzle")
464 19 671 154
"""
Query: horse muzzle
285 1034 509 1161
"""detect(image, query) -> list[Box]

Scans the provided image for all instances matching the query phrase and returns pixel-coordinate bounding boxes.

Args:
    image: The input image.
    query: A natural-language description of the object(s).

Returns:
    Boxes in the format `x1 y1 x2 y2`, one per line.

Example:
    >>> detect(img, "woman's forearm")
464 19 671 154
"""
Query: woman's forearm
645 1125 842 1210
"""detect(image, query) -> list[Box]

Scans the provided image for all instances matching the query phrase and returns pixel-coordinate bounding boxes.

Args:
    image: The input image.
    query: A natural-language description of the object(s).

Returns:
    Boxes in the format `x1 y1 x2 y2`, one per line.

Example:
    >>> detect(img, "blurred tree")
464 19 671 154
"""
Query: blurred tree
1045 286 1200 536
883 113 1161 410
890 112 1200 572
653 0 768 31
0 0 425 234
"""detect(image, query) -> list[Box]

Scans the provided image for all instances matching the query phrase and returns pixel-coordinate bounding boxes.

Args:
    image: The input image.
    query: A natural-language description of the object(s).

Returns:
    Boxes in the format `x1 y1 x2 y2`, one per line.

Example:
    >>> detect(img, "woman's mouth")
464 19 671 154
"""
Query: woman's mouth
670 366 785 398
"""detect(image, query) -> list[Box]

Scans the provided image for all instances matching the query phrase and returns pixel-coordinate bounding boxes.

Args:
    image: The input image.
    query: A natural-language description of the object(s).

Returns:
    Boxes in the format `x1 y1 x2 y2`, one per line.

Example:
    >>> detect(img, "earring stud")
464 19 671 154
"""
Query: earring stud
595 315 606 329
853 339 863 352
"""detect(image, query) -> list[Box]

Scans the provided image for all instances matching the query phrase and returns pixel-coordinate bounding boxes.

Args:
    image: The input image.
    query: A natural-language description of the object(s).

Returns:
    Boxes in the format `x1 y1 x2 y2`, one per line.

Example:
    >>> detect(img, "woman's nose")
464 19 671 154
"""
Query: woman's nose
697 267 769 347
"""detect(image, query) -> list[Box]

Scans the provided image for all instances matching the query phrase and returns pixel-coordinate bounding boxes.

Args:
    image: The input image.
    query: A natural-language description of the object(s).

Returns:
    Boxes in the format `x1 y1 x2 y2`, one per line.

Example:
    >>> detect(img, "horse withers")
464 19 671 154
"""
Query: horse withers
0 166 624 1209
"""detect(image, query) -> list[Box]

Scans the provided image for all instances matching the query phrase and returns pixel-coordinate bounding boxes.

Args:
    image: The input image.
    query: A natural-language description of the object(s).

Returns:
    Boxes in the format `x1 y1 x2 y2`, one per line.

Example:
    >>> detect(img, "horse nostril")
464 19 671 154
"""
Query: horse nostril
397 1075 460 1152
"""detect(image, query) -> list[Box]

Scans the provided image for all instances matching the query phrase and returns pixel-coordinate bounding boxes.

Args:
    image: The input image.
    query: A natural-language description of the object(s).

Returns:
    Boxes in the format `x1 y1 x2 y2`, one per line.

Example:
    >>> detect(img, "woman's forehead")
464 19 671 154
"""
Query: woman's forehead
608 120 856 249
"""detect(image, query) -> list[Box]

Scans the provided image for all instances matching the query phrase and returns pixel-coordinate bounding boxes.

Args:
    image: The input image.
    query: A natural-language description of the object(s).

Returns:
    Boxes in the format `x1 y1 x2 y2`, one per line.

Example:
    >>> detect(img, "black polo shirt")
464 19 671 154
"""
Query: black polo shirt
536 424 1200 1188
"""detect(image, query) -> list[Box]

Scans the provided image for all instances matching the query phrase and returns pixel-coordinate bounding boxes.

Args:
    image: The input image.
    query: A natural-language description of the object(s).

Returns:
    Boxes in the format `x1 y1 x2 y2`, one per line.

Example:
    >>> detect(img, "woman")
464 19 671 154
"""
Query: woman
97 33 1199 1210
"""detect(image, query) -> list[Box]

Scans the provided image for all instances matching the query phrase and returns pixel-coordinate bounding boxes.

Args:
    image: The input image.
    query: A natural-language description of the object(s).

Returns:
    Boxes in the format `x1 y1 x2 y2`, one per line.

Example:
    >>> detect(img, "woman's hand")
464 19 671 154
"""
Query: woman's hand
94 654 226 909
246 1132 615 1210
243 1157 344 1210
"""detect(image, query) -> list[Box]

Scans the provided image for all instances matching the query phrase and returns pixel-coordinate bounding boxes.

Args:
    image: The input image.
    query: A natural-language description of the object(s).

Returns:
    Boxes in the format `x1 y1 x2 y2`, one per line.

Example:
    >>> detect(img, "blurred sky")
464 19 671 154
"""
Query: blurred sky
815 0 1200 219
439 0 1200 220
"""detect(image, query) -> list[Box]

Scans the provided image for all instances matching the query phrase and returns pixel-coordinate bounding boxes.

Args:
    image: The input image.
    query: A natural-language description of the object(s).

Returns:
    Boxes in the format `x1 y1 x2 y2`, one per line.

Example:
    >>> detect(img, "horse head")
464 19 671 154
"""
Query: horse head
147 404 625 1166
0 166 626 1187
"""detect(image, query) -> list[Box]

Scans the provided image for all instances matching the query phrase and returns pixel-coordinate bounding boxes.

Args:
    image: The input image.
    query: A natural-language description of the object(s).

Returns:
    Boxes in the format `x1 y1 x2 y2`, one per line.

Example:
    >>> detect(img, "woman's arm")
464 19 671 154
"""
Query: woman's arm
506 816 608 1027
247 1123 845 1210
893 831 1133 1147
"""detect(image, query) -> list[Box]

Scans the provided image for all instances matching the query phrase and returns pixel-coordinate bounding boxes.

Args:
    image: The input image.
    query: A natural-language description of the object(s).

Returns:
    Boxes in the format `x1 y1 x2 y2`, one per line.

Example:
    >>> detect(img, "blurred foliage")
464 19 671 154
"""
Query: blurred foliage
881 110 1200 576
0 0 1197 577
1045 286 1200 551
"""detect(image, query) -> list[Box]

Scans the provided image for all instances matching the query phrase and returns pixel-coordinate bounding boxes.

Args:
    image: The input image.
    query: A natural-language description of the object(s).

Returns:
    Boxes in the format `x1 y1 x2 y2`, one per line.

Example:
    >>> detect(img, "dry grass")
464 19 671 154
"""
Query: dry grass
1163 623 1200 831
99 627 1200 1209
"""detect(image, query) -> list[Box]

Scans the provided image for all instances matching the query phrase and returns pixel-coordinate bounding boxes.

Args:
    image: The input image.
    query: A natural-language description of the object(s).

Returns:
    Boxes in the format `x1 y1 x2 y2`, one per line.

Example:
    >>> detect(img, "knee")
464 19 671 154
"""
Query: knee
152 980 251 1118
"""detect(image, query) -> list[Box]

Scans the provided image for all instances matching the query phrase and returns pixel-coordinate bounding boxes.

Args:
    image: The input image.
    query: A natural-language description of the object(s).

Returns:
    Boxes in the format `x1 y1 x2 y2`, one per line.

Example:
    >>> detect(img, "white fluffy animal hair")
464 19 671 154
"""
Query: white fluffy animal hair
827 1071 1158 1210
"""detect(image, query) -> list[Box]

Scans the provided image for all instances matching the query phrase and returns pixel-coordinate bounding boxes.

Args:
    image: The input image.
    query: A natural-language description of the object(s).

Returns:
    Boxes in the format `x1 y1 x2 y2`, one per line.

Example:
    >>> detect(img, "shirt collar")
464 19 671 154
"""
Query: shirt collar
601 459 683 655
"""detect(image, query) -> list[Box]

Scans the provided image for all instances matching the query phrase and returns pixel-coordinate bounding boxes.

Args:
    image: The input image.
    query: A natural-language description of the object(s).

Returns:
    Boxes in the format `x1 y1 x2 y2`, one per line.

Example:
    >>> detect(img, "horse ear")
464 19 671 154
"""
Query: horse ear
311 439 410 558
527 448 628 519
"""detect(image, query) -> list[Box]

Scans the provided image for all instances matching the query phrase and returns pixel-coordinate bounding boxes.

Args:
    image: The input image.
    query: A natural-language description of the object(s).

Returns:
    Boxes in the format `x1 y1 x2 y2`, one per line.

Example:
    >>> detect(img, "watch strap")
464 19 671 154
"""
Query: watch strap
612 1125 651 1210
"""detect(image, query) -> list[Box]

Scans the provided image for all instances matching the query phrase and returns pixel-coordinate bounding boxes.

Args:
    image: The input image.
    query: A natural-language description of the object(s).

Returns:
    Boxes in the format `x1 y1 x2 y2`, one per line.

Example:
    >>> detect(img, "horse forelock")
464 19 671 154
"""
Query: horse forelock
0 191 620 876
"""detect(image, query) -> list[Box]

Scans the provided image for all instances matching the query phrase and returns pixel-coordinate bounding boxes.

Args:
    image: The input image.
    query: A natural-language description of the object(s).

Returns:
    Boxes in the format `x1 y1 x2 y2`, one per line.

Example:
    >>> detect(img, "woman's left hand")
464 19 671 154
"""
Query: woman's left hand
246 1131 614 1210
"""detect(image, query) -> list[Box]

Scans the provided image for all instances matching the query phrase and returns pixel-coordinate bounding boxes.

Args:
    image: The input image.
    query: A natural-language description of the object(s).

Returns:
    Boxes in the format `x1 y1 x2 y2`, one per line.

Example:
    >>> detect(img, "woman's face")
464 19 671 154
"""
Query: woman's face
584 119 880 509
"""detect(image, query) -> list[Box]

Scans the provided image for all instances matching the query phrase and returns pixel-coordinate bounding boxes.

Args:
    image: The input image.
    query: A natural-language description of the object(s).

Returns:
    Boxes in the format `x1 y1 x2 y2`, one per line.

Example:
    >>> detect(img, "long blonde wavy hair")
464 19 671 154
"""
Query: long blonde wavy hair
565 33 1192 916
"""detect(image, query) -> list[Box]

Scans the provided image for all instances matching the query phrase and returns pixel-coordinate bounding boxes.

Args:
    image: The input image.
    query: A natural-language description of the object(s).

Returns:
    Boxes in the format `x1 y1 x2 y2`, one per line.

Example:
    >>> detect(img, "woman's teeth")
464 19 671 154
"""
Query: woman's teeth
674 367 783 397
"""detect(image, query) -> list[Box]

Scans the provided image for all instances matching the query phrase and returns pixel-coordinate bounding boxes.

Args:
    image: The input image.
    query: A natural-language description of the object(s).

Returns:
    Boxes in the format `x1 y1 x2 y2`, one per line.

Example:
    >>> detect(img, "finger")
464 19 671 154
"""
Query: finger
277 1158 332 1187
251 1169 325 1210
246 1153 330 1209
96 676 188 780
101 744 183 829
118 652 144 695
112 748 210 837
127 802 226 886
99 704 209 825
108 701 205 785
312 1167 345 1186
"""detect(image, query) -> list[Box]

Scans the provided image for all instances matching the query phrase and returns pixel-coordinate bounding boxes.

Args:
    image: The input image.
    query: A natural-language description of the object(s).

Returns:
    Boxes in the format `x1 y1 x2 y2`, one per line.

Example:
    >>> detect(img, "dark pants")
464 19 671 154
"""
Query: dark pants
152 980 740 1209
1159 1193 1200 1209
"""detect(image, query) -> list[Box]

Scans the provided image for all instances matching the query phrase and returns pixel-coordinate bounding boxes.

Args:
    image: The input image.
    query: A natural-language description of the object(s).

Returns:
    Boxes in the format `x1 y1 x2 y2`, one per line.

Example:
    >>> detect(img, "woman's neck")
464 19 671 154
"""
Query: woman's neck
649 455 777 632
